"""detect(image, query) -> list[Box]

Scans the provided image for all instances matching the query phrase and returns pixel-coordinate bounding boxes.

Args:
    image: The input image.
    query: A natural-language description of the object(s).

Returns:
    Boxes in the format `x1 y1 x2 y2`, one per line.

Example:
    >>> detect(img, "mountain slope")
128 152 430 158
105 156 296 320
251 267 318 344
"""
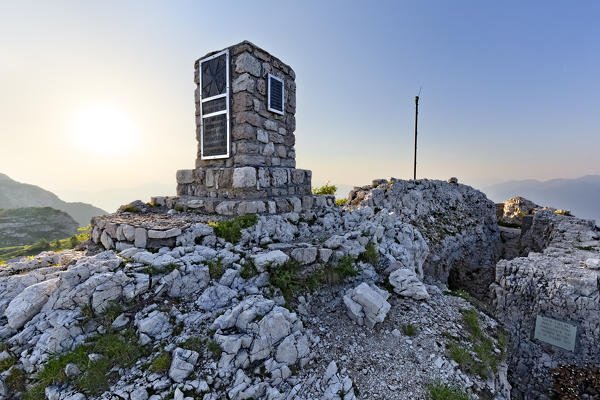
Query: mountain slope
483 175 600 223
0 207 79 246
0 173 106 226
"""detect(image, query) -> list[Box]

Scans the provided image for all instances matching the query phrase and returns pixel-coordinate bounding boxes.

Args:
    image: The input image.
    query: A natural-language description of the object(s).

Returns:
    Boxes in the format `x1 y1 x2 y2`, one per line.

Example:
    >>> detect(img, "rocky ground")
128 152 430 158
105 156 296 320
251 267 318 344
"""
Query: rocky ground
1 179 595 400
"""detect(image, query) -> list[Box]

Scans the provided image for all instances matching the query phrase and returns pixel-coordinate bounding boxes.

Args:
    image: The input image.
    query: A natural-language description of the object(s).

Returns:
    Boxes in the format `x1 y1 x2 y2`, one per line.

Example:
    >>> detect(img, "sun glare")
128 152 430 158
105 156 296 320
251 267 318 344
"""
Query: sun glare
68 105 138 155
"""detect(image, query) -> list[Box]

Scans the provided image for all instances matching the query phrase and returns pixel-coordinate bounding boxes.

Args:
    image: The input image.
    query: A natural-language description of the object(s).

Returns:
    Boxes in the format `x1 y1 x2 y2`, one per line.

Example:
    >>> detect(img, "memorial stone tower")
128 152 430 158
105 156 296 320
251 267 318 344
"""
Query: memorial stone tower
166 41 331 215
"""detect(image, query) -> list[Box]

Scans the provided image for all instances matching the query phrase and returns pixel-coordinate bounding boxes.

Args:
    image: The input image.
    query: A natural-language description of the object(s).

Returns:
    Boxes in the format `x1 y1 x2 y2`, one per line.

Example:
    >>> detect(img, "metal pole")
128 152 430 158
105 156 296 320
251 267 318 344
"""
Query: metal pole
413 95 419 180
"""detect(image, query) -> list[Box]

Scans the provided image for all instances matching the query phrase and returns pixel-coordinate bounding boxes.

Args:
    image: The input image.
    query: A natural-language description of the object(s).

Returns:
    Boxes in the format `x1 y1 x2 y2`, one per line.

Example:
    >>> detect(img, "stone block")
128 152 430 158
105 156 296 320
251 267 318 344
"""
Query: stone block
134 228 147 248
176 169 195 184
272 168 288 187
232 124 256 140
291 170 305 185
232 167 257 188
232 73 256 94
235 52 262 77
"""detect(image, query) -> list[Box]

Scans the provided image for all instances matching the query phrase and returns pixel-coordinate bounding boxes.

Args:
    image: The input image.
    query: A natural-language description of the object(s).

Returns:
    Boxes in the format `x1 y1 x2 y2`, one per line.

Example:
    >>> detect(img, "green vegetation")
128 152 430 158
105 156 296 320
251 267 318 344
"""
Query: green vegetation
312 182 337 195
240 259 258 279
149 351 171 373
358 242 379 265
25 329 147 399
209 214 258 243
0 355 16 372
208 258 225 280
497 220 521 229
121 204 141 213
181 337 205 353
427 380 472 400
402 324 418 337
0 225 90 263
331 255 361 279
575 245 596 251
445 308 505 379
5 367 27 395
335 198 348 207
207 340 222 360
269 259 302 303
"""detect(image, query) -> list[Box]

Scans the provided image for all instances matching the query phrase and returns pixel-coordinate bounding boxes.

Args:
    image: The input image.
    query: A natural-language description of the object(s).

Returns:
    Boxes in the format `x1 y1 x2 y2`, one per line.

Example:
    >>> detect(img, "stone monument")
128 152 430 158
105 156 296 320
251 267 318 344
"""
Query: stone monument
153 41 332 215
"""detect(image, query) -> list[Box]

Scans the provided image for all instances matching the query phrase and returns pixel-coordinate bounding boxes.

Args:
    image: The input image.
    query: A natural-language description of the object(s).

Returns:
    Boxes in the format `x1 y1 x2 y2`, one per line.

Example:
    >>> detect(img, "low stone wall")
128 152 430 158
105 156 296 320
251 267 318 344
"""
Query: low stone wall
176 167 311 199
491 211 600 398
90 195 335 251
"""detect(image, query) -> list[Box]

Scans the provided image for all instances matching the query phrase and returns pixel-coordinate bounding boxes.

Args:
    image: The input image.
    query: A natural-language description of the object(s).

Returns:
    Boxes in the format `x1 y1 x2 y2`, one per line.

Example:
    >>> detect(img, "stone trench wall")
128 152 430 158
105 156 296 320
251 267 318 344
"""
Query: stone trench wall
348 178 501 299
491 211 600 399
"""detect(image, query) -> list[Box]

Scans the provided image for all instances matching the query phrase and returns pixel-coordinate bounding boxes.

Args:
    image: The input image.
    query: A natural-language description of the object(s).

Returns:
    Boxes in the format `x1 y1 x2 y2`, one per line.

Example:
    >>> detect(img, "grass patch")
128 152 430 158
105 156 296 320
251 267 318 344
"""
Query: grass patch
575 245 595 251
445 309 505 379
335 198 347 207
25 329 147 399
181 337 204 353
333 255 360 279
358 242 379 265
207 258 225 280
149 351 171 373
207 340 222 360
209 214 258 243
6 367 27 395
312 182 337 195
0 355 16 372
427 380 472 400
402 324 418 337
497 220 521 229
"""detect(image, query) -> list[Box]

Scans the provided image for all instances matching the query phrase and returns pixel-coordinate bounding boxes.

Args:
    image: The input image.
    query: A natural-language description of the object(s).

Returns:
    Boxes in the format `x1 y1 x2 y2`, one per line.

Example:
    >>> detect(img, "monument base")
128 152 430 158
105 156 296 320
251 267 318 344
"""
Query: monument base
151 194 335 216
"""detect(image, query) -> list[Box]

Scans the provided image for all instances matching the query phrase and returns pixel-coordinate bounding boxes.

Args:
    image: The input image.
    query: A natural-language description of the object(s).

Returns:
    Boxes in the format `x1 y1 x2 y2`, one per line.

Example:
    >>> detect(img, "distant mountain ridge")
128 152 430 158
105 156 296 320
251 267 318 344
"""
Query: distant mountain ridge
483 175 600 223
0 207 79 246
0 173 106 227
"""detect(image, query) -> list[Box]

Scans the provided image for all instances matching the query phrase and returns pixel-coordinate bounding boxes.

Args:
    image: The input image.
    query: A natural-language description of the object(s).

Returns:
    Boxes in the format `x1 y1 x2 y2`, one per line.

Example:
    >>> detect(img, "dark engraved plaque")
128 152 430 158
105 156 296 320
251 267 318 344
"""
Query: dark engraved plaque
202 54 227 98
202 114 228 157
271 78 283 111
202 97 227 116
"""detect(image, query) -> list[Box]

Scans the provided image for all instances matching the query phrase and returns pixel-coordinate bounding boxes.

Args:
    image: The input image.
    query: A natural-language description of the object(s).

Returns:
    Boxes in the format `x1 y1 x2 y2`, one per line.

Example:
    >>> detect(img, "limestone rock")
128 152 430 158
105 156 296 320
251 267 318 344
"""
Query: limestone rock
251 250 289 271
343 283 390 328
389 268 430 300
169 347 199 383
5 278 58 329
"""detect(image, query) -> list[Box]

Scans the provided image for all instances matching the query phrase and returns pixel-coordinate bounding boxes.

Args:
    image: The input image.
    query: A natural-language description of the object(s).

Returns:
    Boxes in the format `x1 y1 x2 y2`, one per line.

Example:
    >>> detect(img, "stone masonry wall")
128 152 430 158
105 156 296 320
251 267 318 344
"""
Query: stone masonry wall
194 41 297 169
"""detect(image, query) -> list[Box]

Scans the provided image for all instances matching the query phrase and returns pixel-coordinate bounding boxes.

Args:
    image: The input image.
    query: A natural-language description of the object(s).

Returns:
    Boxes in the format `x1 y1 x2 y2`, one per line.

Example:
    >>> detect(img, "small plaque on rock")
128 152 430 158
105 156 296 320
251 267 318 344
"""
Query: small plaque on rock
534 315 577 351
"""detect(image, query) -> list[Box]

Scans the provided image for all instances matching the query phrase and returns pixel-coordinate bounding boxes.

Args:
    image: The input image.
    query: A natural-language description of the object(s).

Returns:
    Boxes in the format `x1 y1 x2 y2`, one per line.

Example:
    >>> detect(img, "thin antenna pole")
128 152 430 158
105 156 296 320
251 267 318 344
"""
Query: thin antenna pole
413 95 419 180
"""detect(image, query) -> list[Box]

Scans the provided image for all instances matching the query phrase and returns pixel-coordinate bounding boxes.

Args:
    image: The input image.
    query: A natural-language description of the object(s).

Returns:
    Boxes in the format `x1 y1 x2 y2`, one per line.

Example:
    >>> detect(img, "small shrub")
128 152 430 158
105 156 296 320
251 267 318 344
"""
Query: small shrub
358 242 379 265
402 324 418 337
150 351 171 373
312 182 337 195
207 258 225 280
174 205 184 212
427 380 472 400
306 268 324 292
209 214 258 243
121 204 141 213
165 263 179 273
460 309 482 339
99 302 124 331
207 340 222 360
335 198 347 207
334 255 360 278
240 259 258 279
269 259 301 303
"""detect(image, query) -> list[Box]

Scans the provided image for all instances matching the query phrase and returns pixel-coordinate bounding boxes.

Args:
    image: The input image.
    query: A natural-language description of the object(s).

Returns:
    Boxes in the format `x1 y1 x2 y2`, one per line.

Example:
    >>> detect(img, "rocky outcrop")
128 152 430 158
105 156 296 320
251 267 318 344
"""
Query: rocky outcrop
492 210 600 399
348 179 500 298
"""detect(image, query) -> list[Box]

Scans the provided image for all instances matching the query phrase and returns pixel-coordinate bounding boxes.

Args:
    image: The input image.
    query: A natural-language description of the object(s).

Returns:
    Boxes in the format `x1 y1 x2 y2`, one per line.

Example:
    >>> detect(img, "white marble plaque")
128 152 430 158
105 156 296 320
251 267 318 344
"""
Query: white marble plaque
534 315 577 351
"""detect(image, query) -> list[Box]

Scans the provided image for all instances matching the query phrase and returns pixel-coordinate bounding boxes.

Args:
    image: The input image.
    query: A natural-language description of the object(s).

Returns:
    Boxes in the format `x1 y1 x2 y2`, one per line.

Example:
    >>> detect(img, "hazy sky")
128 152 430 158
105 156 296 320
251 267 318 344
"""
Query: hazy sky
1 1 599 211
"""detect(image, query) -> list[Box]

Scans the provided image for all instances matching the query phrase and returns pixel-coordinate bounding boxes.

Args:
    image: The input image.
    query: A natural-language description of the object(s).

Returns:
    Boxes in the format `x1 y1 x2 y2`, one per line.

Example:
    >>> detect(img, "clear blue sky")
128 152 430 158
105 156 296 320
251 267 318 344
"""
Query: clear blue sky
1 1 599 211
